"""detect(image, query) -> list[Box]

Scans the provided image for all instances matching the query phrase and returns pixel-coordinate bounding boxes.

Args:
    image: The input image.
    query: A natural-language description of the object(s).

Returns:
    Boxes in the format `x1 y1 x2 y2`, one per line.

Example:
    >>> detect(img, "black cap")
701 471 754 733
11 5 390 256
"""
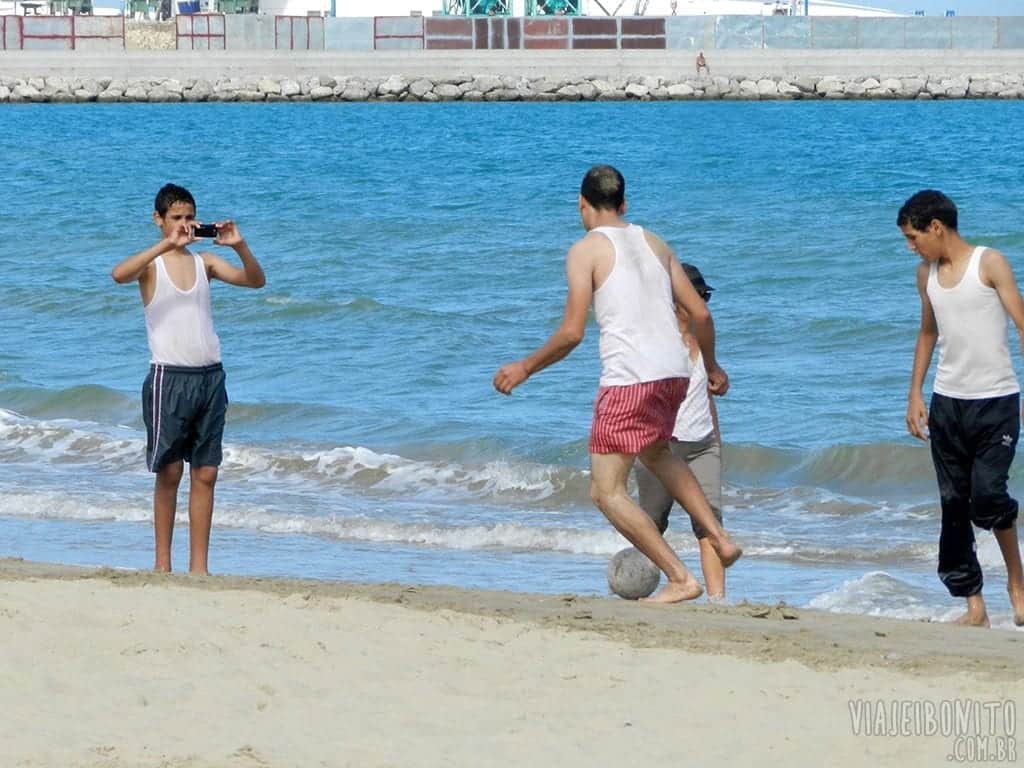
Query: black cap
680 262 714 298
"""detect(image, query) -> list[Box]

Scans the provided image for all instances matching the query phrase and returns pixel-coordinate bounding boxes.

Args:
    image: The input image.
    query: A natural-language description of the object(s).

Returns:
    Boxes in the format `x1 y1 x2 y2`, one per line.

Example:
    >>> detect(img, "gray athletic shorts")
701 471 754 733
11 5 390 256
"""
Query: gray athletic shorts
634 433 722 539
142 362 227 472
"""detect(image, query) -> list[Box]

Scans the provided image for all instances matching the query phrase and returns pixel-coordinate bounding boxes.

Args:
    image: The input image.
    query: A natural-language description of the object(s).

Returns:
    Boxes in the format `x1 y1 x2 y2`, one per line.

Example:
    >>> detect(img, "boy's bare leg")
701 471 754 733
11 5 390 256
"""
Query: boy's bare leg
639 442 742 567
188 465 218 575
698 537 726 600
153 460 184 572
994 522 1024 625
955 593 990 627
590 452 703 604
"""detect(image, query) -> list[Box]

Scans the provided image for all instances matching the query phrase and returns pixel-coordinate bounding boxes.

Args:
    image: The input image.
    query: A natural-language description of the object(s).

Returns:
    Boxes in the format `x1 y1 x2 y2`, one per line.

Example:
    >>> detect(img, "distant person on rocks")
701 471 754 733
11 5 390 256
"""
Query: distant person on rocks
493 165 742 603
111 183 266 574
901 189 1024 628
696 50 710 77
634 262 728 601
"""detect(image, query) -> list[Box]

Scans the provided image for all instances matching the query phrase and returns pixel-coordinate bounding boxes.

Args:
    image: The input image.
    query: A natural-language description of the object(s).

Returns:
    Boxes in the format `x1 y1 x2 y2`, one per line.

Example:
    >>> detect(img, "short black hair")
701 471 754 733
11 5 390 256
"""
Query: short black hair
154 183 196 217
580 165 625 211
897 190 958 231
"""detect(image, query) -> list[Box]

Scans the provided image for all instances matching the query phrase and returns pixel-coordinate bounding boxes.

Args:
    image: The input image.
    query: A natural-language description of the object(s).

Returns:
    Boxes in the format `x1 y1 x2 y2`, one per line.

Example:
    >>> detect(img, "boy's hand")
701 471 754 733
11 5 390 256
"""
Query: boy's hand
906 395 929 441
166 224 193 249
494 361 529 395
215 220 244 247
707 363 729 396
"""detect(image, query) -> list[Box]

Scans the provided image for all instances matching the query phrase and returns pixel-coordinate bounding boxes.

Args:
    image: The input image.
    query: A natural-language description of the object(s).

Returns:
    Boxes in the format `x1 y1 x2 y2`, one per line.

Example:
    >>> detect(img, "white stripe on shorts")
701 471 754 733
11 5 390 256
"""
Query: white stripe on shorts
147 364 164 471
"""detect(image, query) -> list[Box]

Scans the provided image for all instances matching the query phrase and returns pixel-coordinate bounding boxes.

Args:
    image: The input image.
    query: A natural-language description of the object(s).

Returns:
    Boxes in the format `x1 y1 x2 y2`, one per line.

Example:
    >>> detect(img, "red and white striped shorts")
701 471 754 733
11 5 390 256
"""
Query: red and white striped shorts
589 377 689 455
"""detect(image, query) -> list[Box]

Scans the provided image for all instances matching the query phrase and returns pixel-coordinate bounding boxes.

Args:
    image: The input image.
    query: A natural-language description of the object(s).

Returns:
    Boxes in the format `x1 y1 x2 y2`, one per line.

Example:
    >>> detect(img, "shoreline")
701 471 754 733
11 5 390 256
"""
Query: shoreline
1 557 1020 767
2 557 1021 677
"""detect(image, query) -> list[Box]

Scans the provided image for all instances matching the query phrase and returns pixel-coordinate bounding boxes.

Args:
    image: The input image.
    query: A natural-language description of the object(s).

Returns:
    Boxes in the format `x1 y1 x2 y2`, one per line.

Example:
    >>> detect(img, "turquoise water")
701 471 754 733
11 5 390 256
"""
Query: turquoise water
2 101 1024 626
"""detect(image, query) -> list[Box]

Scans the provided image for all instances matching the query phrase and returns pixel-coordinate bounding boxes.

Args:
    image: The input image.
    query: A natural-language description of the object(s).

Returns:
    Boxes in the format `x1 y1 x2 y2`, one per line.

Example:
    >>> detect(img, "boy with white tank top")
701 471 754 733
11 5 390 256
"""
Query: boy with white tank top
901 189 1024 628
112 184 266 574
494 165 742 604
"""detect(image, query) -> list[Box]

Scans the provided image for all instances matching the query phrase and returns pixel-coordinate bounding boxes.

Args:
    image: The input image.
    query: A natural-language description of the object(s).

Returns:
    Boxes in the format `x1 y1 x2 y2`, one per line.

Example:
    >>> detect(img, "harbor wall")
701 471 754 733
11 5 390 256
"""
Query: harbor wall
181 14 1024 53
3 14 1024 101
3 60 1024 103
3 14 1024 53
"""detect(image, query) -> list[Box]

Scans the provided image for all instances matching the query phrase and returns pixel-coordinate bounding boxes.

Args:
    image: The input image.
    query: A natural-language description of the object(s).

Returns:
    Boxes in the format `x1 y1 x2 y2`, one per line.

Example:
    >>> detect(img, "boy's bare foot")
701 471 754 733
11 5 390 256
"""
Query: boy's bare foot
711 535 742 568
954 609 990 628
1008 587 1024 626
641 578 704 604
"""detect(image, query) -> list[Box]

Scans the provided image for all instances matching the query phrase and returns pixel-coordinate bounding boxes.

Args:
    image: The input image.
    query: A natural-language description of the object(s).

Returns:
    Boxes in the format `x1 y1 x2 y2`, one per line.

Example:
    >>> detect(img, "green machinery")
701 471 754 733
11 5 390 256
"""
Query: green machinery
526 0 581 13
441 0 510 14
441 0 581 14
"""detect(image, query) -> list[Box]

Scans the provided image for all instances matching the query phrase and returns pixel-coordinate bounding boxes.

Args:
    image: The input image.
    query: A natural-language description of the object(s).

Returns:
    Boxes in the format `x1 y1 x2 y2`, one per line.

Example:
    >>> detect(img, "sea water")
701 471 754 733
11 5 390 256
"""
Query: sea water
2 100 1023 628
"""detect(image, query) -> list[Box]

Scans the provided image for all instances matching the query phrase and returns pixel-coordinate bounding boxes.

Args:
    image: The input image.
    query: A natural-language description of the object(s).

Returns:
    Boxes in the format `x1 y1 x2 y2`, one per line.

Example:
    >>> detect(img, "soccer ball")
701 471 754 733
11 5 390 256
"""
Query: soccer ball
607 546 661 599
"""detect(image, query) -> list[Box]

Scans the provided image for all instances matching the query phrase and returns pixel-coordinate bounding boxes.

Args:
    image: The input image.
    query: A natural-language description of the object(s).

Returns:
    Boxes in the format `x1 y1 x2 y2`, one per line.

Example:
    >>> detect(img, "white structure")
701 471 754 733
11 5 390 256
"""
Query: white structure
258 0 329 14
330 0 906 16
0 0 905 18
333 0 435 14
664 0 905 15
632 0 905 15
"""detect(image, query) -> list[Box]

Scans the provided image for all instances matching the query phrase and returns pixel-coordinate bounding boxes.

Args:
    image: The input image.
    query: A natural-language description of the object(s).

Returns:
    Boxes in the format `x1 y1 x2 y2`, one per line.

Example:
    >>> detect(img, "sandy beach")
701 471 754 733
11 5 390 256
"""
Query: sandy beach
1 557 1020 767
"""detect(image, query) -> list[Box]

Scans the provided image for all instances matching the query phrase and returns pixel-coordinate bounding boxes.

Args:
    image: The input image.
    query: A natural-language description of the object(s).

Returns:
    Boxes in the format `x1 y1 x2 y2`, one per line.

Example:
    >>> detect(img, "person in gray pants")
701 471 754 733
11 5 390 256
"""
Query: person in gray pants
634 262 727 600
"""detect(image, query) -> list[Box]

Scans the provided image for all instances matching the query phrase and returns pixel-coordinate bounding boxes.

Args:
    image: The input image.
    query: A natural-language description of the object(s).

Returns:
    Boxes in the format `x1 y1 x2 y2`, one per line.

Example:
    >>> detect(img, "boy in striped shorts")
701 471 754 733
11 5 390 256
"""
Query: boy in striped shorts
494 165 741 603
112 183 266 574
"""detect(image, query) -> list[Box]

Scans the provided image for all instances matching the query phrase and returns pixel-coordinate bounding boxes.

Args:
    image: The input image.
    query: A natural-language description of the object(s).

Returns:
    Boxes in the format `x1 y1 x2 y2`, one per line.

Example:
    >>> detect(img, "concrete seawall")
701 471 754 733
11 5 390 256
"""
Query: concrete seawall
3 50 1024 102
3 49 1024 80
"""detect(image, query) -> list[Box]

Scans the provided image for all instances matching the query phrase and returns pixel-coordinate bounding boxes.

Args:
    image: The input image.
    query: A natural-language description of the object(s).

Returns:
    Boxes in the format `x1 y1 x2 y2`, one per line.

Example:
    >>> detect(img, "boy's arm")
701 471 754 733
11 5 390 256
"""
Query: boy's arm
493 239 594 396
111 233 184 284
708 391 721 443
203 221 266 289
907 263 937 441
985 248 1024 423
648 232 728 396
983 248 1024 356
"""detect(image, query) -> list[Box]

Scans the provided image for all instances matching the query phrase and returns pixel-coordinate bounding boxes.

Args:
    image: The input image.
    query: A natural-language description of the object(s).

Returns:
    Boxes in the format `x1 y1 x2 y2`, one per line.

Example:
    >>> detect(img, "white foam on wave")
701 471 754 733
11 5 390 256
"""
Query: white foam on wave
810 563 1024 631
213 507 819 559
811 557 1019 634
728 484 934 522
794 541 935 564
0 408 142 469
930 606 1023 631
0 408 576 502
199 442 574 502
0 490 151 524
807 571 940 620
0 485 835 560
977 535 1015 571
0 487 621 554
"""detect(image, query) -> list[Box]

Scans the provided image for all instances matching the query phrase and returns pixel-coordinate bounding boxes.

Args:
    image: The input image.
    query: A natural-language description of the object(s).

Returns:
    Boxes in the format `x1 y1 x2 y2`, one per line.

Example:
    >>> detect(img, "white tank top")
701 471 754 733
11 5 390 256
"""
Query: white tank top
144 252 222 367
927 245 1018 399
592 224 690 386
673 348 714 441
